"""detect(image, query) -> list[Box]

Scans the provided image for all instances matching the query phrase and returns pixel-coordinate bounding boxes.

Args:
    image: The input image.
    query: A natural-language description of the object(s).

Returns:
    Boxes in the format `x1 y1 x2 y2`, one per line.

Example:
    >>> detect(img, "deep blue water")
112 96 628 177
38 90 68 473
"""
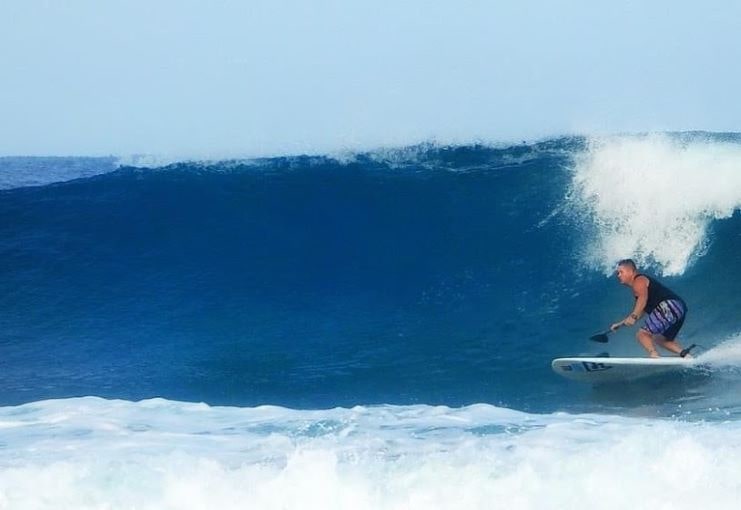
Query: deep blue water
1 136 740 416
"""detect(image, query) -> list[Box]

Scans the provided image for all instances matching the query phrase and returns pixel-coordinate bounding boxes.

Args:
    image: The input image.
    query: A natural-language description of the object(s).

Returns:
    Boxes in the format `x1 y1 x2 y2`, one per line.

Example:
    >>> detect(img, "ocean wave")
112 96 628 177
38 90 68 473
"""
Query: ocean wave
0 397 740 510
1 132 739 413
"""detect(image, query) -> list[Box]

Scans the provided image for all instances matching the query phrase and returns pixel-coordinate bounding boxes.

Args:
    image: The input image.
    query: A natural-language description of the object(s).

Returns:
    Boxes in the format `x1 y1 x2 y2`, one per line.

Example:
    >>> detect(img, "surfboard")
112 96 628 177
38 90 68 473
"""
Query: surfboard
551 356 696 383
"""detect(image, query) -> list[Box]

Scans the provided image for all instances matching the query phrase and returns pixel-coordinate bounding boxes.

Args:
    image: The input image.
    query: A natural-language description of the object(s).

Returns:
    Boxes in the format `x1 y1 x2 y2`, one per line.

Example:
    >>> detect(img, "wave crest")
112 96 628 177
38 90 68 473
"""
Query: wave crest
570 133 741 275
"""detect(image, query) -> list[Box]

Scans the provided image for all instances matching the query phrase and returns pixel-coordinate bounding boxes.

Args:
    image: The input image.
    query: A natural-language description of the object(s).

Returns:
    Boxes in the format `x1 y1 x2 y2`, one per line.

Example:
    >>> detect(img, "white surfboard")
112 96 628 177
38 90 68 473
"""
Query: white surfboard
551 356 696 383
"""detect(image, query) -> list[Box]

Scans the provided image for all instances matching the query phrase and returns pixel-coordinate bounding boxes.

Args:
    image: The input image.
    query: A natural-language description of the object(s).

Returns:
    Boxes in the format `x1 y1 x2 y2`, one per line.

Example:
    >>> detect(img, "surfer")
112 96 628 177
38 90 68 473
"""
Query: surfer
611 259 689 358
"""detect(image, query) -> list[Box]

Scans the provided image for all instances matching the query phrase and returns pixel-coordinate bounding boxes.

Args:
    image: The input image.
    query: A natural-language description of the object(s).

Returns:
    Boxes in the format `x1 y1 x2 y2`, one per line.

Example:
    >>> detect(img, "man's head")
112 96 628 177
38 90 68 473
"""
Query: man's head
615 258 638 285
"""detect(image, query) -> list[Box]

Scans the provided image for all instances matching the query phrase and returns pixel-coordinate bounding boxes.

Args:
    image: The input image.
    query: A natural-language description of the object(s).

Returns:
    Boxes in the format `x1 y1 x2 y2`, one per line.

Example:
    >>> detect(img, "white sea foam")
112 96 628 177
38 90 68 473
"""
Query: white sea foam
570 133 741 275
0 397 740 510
697 333 741 367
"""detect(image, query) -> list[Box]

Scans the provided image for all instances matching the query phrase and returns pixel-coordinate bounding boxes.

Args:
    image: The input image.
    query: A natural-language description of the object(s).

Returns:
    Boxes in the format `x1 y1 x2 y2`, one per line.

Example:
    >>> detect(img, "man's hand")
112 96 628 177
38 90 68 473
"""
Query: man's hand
624 314 638 326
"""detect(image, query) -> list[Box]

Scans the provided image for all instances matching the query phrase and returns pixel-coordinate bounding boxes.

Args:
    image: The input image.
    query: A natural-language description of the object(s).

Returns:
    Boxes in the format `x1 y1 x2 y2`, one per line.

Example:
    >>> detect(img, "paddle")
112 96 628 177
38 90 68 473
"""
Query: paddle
589 323 622 343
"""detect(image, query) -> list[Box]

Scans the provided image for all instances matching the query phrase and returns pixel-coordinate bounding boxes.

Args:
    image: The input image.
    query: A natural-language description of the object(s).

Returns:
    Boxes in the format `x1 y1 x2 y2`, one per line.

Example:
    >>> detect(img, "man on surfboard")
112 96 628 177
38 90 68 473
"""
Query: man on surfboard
611 259 689 358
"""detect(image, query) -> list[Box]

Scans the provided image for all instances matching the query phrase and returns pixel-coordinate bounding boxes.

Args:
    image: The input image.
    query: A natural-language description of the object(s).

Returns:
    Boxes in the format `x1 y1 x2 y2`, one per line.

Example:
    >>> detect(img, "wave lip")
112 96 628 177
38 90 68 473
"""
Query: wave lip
570 132 741 275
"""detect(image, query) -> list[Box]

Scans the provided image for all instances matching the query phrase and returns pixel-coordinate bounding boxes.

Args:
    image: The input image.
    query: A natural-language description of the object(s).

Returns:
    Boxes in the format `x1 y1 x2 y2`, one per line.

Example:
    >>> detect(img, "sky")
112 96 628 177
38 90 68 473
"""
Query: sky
1 0 739 158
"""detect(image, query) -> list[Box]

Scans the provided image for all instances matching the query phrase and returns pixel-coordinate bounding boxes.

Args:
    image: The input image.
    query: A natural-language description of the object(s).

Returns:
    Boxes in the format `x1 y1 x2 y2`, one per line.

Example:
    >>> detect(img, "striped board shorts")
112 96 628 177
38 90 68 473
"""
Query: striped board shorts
642 299 686 340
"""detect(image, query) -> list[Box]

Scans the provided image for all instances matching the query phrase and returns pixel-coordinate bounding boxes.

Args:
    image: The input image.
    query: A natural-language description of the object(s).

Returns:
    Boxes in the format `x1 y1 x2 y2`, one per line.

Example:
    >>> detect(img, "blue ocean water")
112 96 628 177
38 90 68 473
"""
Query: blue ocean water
1 133 740 508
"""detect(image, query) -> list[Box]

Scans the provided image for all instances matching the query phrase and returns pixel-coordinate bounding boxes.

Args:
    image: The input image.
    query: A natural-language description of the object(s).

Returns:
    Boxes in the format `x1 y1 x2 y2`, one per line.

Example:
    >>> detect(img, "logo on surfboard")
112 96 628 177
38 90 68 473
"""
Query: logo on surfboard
560 362 613 373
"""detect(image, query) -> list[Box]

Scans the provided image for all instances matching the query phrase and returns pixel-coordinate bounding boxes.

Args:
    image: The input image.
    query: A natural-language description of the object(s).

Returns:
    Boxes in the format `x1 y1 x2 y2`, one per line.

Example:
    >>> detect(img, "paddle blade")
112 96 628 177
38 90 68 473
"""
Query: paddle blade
589 333 609 343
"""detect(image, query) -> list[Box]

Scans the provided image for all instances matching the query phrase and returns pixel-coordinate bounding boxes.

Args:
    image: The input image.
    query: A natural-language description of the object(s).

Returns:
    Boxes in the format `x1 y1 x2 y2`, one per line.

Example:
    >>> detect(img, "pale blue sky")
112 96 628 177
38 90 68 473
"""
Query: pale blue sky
1 0 739 157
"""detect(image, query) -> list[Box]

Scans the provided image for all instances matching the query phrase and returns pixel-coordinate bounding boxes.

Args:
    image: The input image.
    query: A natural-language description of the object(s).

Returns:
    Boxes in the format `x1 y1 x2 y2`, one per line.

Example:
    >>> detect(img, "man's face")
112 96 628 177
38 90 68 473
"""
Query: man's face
615 265 634 285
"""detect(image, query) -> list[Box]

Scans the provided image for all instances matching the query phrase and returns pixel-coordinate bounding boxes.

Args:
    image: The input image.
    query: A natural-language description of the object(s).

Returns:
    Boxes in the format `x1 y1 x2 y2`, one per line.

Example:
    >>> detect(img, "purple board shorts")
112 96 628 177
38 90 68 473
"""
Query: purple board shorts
642 299 686 340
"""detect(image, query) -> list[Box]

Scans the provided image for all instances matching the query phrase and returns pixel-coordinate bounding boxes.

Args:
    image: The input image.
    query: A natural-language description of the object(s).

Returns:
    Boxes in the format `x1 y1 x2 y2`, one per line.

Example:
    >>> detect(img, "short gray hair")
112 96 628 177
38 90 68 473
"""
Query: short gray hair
617 259 637 271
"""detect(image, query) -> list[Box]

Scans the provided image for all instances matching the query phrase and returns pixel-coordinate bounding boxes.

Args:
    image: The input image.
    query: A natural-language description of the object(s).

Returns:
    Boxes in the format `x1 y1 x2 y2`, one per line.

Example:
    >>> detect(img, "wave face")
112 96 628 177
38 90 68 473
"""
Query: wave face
1 133 740 416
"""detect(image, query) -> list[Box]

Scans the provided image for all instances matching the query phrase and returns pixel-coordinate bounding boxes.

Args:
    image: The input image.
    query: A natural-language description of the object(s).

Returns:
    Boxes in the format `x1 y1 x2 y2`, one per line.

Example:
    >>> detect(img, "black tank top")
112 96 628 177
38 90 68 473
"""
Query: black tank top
636 274 685 313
